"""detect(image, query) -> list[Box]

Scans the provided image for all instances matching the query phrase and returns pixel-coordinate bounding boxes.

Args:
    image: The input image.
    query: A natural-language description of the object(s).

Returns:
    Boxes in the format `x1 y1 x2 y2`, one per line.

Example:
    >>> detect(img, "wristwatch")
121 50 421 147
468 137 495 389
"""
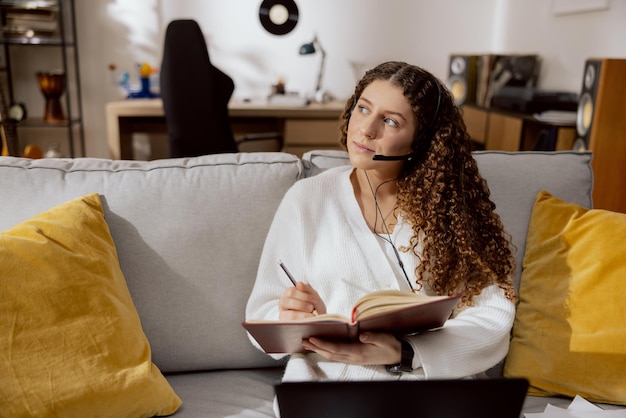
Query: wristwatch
385 339 414 373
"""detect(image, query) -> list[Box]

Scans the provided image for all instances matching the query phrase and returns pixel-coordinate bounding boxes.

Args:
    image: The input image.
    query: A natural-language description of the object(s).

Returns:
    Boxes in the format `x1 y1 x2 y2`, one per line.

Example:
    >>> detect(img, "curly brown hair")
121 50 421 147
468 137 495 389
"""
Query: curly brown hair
340 61 516 305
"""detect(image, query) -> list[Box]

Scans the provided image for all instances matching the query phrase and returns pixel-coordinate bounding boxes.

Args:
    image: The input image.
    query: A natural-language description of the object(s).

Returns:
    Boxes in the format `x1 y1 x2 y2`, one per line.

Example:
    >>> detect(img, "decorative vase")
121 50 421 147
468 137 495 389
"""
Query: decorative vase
36 71 66 122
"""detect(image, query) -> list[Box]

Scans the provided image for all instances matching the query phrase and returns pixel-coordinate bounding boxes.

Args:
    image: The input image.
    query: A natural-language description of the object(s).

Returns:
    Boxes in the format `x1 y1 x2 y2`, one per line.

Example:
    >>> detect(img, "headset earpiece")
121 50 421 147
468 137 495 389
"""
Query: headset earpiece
415 80 442 151
346 96 357 130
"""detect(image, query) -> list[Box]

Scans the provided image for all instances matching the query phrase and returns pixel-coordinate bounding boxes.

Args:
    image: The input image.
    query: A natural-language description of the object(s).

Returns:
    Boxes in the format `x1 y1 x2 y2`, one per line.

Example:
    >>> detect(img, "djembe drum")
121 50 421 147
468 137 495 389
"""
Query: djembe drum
36 71 66 122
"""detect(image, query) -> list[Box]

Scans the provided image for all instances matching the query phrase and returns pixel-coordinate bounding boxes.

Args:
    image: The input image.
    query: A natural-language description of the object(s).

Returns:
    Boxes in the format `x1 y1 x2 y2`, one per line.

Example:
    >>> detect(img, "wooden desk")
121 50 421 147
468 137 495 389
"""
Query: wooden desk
461 104 576 152
105 99 345 159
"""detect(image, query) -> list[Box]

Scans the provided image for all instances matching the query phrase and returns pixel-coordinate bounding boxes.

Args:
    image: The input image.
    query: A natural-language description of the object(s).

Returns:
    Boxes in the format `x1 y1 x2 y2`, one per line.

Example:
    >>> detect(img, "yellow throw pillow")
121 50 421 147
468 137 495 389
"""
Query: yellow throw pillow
504 190 626 405
0 194 181 417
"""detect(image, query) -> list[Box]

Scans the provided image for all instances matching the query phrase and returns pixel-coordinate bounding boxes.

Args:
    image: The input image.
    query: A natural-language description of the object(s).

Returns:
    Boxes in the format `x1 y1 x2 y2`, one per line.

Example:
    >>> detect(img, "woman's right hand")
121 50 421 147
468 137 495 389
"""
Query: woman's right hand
279 282 326 320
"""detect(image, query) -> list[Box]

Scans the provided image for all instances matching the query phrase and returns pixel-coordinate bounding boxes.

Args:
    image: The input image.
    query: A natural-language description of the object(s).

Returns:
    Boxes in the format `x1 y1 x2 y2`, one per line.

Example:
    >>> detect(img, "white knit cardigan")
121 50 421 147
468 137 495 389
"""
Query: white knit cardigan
245 165 515 382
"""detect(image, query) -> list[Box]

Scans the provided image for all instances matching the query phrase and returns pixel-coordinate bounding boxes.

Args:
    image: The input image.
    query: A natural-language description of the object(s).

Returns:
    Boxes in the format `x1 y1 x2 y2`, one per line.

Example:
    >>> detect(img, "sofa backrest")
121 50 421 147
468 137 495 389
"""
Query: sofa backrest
0 153 301 373
0 150 593 374
301 150 594 290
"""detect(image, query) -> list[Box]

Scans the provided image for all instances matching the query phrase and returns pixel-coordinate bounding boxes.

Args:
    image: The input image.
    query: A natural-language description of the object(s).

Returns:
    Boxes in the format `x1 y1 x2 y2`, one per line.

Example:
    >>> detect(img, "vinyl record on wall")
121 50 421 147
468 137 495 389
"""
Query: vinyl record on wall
259 0 299 36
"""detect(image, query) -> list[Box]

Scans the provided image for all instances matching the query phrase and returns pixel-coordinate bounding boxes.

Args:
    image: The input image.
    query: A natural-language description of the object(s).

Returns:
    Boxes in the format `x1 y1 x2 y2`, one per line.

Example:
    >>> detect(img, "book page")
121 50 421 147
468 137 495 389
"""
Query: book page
245 313 350 324
353 290 452 321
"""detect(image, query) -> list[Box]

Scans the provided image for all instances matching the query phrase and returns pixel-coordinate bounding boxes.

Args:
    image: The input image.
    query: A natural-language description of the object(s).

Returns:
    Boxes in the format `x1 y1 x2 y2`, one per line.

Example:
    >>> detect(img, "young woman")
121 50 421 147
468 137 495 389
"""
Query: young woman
246 61 516 382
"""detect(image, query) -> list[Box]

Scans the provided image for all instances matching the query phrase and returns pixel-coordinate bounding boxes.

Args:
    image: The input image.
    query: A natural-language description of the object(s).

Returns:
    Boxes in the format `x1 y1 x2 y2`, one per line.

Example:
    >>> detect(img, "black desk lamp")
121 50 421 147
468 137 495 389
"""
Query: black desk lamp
299 35 328 103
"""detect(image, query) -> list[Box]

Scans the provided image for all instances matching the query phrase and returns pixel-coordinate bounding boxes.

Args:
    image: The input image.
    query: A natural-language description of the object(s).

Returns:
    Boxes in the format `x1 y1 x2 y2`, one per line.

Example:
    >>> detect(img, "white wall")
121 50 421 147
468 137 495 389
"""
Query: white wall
25 0 626 158
158 0 500 101
492 0 626 90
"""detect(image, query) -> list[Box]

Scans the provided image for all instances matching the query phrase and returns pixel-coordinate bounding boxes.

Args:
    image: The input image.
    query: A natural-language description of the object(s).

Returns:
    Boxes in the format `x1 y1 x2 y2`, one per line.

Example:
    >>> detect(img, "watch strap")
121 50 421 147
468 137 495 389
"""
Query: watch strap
385 339 414 374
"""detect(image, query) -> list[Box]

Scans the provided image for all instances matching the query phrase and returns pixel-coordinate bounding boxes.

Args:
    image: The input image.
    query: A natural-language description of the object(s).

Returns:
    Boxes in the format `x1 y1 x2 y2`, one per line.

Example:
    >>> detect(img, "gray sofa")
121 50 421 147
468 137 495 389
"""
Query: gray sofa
0 149 615 417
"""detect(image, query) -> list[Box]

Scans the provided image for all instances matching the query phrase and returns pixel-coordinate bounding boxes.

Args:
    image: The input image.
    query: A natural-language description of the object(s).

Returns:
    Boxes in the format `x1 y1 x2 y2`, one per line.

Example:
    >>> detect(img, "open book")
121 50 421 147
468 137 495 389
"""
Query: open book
243 290 462 354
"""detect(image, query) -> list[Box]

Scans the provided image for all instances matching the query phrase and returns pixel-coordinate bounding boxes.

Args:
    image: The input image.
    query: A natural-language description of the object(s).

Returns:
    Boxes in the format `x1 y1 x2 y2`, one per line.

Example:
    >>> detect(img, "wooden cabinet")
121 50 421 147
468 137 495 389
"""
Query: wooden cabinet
460 105 489 146
462 104 575 152
232 117 342 155
283 118 342 156
485 112 524 151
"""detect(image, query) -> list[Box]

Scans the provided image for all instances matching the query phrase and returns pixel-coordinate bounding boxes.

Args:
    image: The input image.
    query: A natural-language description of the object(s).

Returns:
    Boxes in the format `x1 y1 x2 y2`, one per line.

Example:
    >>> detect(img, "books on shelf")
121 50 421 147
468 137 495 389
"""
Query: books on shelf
1 3 59 37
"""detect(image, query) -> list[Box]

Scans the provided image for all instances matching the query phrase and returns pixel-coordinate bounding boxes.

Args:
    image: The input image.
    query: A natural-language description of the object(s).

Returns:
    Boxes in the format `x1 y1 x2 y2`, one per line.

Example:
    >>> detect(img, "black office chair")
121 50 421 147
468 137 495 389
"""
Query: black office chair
160 19 283 158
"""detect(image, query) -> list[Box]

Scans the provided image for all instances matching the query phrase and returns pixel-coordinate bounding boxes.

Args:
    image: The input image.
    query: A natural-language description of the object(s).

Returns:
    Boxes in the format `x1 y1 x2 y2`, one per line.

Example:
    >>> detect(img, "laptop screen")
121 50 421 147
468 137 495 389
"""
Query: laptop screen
276 378 528 418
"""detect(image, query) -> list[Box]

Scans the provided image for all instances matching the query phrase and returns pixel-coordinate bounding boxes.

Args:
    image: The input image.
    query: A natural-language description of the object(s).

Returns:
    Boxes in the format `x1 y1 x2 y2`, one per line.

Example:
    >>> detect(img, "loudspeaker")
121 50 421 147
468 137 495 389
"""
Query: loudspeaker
446 55 477 106
574 58 626 213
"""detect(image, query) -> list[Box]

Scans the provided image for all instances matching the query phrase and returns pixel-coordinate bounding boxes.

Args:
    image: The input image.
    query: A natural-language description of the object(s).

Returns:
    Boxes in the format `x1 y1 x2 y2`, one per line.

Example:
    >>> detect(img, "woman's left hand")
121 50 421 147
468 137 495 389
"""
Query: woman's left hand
301 332 402 366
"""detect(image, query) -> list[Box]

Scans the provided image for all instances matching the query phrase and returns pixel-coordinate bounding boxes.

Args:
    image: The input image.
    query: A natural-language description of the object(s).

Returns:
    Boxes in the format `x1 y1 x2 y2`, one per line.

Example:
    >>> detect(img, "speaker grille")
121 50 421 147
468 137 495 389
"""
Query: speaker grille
448 77 467 104
584 63 596 89
450 56 466 75
576 92 594 137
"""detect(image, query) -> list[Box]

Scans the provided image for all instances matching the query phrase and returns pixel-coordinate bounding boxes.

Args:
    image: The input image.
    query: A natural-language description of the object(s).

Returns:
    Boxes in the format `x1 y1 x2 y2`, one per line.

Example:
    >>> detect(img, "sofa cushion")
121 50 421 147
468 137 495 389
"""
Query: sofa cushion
165 368 283 417
504 191 626 405
301 149 353 178
302 150 593 290
0 193 181 417
471 151 593 290
0 153 301 373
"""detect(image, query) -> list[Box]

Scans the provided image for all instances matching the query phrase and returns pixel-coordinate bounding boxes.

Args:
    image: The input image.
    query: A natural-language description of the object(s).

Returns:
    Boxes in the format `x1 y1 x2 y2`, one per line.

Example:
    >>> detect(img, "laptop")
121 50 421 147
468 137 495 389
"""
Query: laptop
275 378 529 418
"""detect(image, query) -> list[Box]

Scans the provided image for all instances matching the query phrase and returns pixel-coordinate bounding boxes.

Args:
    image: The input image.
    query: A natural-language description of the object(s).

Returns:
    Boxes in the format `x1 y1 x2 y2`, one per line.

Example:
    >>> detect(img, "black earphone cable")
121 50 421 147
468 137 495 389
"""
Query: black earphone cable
364 172 415 292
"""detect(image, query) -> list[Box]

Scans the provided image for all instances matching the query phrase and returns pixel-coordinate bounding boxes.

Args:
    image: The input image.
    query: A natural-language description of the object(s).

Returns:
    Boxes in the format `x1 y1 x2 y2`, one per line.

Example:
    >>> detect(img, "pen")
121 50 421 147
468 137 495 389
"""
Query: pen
278 259 297 286
278 260 318 316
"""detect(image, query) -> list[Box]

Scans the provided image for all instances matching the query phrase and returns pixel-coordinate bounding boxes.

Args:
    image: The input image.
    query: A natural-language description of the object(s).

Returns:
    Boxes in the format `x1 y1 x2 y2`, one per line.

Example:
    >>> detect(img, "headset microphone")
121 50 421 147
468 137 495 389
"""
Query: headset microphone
372 153 413 161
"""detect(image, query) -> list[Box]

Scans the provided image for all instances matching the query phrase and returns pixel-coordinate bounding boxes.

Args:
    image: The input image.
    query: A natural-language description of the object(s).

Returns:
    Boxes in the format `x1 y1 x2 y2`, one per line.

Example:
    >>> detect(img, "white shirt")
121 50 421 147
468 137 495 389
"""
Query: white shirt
246 165 515 381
